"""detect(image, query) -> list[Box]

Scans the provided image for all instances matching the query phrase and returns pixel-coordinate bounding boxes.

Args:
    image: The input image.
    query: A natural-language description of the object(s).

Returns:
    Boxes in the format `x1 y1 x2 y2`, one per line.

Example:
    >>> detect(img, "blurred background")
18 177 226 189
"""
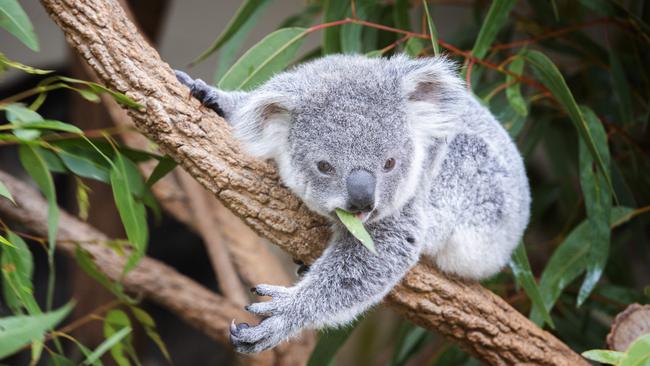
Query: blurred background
1 0 649 365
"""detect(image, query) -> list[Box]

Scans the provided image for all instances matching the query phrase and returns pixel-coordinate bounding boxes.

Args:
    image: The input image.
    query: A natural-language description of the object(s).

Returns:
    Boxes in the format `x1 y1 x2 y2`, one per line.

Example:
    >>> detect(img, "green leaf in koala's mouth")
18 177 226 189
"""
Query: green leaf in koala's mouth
335 208 376 254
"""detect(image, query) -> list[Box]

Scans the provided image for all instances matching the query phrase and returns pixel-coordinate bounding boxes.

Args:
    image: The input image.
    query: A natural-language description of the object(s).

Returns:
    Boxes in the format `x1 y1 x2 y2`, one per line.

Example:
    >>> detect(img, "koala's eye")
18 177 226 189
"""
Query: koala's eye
317 161 335 174
383 158 396 172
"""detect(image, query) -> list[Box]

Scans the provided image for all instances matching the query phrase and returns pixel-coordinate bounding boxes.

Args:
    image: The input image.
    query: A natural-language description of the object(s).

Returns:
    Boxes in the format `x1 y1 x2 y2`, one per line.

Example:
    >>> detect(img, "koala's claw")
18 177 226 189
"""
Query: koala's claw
251 284 291 298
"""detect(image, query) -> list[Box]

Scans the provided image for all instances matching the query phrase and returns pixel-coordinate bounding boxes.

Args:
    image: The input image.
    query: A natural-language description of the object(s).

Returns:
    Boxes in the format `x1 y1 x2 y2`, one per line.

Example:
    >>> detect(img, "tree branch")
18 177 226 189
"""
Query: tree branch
38 0 587 364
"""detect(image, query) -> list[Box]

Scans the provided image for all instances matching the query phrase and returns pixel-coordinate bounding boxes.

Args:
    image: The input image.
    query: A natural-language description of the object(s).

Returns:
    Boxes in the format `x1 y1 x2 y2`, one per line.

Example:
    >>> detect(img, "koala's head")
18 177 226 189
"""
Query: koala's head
224 55 465 222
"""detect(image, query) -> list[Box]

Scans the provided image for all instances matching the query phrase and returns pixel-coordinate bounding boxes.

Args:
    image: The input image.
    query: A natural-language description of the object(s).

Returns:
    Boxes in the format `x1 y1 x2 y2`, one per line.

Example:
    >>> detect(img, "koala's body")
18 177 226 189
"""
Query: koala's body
176 54 530 353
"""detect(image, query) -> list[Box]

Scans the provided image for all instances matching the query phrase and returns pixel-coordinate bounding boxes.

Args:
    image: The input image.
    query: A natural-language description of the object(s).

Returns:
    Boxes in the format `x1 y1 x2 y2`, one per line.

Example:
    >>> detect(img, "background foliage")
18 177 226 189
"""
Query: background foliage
1 0 649 365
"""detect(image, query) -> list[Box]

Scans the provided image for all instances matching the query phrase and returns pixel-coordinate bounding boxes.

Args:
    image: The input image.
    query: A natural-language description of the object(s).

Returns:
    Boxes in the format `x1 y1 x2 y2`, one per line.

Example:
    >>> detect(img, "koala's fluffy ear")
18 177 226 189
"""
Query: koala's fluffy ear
400 56 466 137
231 92 293 159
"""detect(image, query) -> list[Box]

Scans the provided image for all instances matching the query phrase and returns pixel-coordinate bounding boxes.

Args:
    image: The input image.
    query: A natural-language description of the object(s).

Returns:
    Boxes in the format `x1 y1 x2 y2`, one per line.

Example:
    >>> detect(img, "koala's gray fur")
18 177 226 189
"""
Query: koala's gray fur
176 54 530 353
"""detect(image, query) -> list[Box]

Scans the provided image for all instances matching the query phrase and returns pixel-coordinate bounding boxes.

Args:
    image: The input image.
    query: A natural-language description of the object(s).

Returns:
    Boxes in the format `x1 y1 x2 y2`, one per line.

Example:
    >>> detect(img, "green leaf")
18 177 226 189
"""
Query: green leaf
130 307 171 362
103 310 134 366
522 49 614 198
422 0 440 56
509 242 554 328
0 120 82 134
335 208 376 254
390 323 429 366
0 179 14 204
582 349 624 365
3 103 43 140
404 38 424 58
0 0 39 51
75 177 90 221
84 326 132 366
0 303 73 359
110 153 148 273
307 323 358 366
393 0 411 31
576 106 612 306
74 247 131 303
322 0 348 55
55 76 142 109
506 56 528 117
213 1 272 83
1 231 39 314
0 53 51 74
57 149 110 182
0 234 14 247
146 155 177 187
470 0 516 60
219 27 307 91
530 206 633 324
191 0 272 65
340 0 376 54
621 333 650 366
18 145 58 255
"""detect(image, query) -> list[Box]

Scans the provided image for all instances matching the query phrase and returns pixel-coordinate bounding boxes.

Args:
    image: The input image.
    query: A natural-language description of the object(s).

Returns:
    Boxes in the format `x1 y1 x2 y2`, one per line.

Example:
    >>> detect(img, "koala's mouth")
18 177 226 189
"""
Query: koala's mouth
354 211 372 222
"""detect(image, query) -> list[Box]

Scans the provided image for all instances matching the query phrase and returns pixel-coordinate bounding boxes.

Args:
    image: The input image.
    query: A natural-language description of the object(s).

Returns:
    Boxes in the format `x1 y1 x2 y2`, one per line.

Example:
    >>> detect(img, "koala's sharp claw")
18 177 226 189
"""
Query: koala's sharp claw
230 319 237 334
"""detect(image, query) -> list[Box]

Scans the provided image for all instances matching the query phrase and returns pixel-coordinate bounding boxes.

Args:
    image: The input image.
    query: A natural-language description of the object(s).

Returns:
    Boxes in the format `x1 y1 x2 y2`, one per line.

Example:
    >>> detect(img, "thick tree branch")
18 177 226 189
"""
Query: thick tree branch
38 0 587 364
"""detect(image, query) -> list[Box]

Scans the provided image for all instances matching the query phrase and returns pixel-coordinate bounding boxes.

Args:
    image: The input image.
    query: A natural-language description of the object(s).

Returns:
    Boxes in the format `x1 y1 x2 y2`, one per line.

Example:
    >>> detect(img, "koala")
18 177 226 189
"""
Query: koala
175 54 530 353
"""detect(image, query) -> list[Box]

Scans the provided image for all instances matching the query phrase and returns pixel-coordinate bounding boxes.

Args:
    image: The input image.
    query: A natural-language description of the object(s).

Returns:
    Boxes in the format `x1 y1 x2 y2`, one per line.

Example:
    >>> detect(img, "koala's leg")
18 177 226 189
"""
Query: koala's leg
230 214 423 353
174 70 248 119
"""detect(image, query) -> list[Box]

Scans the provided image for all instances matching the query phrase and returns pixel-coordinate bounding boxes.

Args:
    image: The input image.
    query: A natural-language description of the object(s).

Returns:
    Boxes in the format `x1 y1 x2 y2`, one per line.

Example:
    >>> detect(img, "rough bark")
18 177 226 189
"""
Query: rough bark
0 170 317 366
38 0 588 364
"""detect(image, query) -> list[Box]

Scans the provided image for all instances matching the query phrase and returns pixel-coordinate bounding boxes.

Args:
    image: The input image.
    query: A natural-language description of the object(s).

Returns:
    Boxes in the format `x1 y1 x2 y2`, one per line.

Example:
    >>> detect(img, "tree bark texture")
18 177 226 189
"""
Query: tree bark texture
38 0 588 364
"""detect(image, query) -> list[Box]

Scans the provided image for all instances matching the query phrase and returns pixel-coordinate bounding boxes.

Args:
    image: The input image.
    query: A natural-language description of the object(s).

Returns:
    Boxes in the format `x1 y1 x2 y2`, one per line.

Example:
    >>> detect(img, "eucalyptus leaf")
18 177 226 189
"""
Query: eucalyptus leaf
322 0 348 54
0 303 73 359
522 49 614 198
509 242 554 328
0 53 51 74
1 231 39 314
110 153 148 273
581 349 623 365
506 56 528 117
191 0 273 65
0 179 14 204
84 327 132 366
470 0 516 60
422 0 440 56
335 208 376 254
0 0 39 51
219 27 307 91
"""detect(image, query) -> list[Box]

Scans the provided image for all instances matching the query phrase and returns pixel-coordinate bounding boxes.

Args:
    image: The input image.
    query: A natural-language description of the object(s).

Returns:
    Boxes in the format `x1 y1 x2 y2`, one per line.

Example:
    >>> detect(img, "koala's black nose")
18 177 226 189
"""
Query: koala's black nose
346 169 376 212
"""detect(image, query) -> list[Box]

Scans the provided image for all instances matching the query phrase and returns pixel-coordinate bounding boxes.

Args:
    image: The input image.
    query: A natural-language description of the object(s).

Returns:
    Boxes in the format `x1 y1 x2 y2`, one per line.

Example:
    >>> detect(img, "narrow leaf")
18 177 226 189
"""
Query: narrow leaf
84 327 132 366
509 242 554 328
422 0 440 56
470 0 517 60
0 179 14 204
3 103 43 140
335 208 376 254
582 349 624 365
103 310 134 366
1 231 39 314
0 53 51 74
404 38 424 58
523 49 614 198
390 323 429 366
191 0 272 65
219 27 307 91
130 307 171 361
110 154 148 273
576 106 612 306
0 303 73 359
0 0 39 51
506 56 528 117
18 145 58 254
0 120 82 134
146 155 177 187
322 0 348 54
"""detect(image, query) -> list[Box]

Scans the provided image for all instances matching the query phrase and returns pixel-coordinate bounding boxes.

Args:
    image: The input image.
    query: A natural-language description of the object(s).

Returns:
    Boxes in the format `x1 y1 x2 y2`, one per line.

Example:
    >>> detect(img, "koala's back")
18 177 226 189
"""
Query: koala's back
420 97 530 279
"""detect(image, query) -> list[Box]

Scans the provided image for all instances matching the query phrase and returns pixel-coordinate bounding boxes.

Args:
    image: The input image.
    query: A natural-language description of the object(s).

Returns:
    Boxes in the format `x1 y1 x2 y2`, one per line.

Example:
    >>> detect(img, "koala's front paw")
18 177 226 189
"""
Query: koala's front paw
230 284 298 353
